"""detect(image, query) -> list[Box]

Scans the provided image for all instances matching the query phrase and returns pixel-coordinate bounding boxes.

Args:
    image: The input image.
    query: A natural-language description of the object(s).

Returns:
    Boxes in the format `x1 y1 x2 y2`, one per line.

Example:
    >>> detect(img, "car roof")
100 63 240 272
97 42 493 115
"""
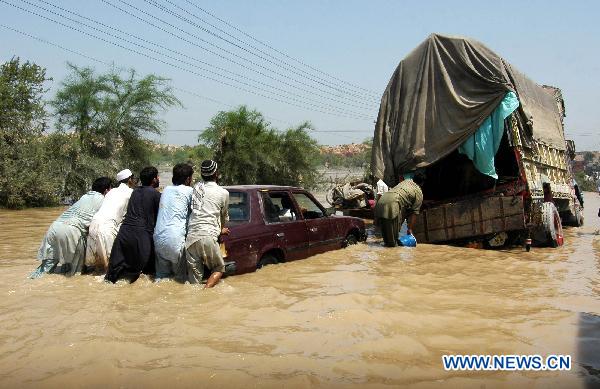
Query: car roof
224 185 303 192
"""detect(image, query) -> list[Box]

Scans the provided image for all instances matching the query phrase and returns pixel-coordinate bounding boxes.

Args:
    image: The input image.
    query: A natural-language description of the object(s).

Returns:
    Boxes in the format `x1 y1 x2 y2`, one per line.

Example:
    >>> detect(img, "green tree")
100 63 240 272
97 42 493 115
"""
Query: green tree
199 106 320 188
574 171 595 192
0 57 59 208
186 143 212 169
52 64 181 198
277 122 320 187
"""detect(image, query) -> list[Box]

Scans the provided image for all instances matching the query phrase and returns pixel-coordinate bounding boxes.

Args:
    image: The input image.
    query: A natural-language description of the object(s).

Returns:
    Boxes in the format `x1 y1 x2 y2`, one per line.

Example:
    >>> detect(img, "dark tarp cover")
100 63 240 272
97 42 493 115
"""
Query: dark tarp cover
371 33 565 185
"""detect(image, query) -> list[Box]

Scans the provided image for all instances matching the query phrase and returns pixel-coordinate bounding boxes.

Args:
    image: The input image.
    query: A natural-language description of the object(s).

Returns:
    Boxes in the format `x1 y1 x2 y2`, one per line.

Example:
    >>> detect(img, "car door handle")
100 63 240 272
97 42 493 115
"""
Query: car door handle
310 227 318 232
276 232 285 238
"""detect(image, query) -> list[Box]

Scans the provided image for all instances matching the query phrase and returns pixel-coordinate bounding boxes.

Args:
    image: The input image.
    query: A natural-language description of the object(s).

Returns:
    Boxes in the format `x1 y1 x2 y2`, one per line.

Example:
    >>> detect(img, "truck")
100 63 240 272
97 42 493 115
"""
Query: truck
371 34 583 249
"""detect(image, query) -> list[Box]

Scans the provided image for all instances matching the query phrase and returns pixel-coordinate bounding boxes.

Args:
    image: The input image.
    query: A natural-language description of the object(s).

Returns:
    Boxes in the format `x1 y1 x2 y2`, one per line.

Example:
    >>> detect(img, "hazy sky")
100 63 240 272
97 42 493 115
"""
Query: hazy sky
1 0 599 149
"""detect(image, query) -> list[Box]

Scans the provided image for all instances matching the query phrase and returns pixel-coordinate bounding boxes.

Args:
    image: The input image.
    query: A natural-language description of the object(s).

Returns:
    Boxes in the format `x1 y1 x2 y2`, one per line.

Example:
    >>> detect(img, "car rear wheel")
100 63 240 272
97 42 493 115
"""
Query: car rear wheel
342 233 358 248
257 253 279 269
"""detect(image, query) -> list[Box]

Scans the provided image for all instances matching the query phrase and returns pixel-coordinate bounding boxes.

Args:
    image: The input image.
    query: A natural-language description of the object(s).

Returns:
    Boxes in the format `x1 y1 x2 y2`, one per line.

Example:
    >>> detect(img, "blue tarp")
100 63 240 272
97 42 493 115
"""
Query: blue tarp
458 92 520 179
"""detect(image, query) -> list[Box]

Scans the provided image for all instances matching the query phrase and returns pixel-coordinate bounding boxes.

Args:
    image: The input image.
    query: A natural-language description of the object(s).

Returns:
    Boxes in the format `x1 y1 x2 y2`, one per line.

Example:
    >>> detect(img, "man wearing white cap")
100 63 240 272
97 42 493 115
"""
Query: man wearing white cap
83 168 136 273
186 160 229 288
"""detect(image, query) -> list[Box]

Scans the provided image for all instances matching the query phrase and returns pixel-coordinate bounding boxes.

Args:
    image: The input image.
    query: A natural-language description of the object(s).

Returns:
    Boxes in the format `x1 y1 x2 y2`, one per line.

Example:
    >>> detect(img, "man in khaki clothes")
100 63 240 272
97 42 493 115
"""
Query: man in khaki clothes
374 172 425 247
185 160 230 288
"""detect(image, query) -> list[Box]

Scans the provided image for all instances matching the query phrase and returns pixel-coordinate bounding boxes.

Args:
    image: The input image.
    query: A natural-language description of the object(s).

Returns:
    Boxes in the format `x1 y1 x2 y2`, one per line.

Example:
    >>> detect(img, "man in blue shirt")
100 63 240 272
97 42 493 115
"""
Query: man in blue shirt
154 163 194 282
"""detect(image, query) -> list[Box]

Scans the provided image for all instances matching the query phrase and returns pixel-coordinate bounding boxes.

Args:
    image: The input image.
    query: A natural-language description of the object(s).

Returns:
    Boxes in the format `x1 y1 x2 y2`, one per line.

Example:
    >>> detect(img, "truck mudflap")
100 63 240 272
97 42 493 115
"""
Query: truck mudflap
413 195 525 244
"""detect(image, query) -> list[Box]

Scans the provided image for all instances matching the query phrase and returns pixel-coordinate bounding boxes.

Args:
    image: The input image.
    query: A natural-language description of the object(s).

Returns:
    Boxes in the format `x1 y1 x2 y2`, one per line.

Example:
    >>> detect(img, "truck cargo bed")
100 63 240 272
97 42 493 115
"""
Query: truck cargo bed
413 195 525 243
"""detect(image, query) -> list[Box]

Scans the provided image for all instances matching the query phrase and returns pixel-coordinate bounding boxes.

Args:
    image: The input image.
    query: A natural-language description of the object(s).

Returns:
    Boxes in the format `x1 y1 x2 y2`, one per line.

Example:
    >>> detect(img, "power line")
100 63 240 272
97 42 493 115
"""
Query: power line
162 129 370 133
1 0 373 121
101 0 377 110
31 0 374 116
155 0 380 100
310 130 373 133
139 0 380 104
172 87 297 129
180 0 380 98
161 128 362 141
0 23 365 138
0 23 112 67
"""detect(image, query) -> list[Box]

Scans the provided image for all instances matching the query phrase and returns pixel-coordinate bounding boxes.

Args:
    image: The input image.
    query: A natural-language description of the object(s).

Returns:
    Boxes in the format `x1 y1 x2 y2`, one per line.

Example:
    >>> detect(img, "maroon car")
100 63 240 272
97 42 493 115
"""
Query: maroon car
221 185 367 275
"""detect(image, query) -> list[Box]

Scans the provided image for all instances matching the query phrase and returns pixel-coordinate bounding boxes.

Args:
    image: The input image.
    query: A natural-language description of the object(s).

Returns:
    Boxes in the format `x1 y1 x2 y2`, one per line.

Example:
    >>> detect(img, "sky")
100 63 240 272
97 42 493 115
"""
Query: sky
1 0 599 149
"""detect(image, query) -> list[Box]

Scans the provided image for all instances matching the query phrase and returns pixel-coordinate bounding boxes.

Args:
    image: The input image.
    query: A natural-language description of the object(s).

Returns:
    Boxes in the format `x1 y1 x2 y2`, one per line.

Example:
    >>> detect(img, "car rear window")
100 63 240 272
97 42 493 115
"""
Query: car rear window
228 191 250 224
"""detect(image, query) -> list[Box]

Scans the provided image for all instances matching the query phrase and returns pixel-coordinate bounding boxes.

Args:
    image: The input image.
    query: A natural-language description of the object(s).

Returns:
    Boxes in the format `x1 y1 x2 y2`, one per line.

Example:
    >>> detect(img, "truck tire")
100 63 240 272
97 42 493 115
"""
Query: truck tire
563 206 584 227
540 202 564 247
574 207 584 227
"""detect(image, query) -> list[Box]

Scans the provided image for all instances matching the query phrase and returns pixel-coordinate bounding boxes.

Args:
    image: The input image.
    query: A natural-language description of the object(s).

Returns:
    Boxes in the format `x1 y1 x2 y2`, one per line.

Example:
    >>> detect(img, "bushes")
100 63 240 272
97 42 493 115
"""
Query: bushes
0 59 181 208
0 57 57 208
1 59 323 208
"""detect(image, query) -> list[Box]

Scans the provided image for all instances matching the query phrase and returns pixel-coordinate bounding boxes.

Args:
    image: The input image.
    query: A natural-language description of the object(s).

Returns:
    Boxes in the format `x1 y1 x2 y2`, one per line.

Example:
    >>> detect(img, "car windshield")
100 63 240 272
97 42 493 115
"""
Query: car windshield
292 192 324 219
227 191 250 224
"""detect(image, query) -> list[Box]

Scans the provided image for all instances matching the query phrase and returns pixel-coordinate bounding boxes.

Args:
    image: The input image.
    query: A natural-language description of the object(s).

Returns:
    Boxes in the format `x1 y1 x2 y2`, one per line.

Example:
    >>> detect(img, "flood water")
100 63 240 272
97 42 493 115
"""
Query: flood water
0 194 599 388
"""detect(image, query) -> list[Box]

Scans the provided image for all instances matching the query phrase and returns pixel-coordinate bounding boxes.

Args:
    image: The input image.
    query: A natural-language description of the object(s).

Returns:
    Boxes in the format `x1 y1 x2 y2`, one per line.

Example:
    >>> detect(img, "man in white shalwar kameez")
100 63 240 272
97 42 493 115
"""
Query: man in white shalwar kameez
84 169 136 273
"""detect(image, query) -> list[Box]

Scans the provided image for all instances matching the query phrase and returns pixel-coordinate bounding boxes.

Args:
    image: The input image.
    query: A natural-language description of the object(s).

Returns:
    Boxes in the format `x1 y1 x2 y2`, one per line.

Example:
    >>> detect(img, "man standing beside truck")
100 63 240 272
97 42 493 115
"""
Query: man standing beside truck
374 172 425 247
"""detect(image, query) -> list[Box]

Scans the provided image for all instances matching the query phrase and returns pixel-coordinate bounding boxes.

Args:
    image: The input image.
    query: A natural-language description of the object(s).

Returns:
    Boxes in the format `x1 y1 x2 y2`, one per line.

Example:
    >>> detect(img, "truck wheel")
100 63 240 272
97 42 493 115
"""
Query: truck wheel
564 206 584 227
257 253 279 269
574 207 584 227
541 202 564 247
342 233 358 248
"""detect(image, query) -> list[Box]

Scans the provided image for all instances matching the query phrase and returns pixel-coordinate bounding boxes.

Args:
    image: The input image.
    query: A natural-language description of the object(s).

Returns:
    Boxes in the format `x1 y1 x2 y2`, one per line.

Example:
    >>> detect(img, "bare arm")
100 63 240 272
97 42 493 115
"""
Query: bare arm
407 213 417 235
220 192 229 227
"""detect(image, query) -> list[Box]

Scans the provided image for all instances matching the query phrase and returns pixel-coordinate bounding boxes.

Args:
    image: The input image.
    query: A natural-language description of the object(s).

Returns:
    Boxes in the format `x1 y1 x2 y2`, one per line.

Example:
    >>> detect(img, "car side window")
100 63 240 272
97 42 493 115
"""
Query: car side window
227 191 250 225
260 192 299 224
292 192 324 219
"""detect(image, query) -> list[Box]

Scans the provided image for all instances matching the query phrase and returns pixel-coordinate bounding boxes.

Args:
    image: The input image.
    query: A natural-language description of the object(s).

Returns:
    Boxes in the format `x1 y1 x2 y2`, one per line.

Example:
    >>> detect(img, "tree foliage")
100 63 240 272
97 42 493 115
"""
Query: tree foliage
0 57 48 136
0 58 59 208
51 64 181 199
199 106 320 188
574 171 596 192
0 60 181 208
148 143 212 170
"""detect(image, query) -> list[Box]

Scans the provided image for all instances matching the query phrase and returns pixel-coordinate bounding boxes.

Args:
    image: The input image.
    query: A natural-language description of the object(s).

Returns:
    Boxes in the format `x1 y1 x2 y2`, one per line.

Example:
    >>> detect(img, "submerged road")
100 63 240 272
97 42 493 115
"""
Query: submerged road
0 193 598 388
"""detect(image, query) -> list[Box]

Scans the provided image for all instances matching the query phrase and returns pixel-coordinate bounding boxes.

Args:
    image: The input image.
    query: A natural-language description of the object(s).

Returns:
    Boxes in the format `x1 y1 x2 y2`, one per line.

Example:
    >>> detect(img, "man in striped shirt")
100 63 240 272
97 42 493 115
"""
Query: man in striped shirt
185 160 229 288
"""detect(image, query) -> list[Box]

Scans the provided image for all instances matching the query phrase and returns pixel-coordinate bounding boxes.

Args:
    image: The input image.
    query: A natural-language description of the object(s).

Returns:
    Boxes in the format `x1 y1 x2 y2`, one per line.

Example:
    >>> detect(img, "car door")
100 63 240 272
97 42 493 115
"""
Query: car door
292 191 341 256
259 190 310 261
222 190 259 275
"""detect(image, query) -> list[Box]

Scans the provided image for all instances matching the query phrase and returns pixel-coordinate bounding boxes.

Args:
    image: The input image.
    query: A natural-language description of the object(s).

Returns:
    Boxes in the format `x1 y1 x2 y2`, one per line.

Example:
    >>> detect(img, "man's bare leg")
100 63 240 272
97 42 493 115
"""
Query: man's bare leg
204 271 223 288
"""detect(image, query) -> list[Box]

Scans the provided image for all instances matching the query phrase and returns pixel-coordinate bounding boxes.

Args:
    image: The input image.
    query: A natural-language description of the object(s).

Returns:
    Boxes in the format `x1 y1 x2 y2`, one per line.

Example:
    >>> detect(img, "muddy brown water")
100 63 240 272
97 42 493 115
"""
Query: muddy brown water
0 194 599 388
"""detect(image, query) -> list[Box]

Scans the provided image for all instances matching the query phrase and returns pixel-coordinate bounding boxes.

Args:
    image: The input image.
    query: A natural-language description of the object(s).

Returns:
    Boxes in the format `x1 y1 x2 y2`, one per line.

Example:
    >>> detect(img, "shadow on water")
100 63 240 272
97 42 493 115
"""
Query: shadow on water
578 312 600 387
